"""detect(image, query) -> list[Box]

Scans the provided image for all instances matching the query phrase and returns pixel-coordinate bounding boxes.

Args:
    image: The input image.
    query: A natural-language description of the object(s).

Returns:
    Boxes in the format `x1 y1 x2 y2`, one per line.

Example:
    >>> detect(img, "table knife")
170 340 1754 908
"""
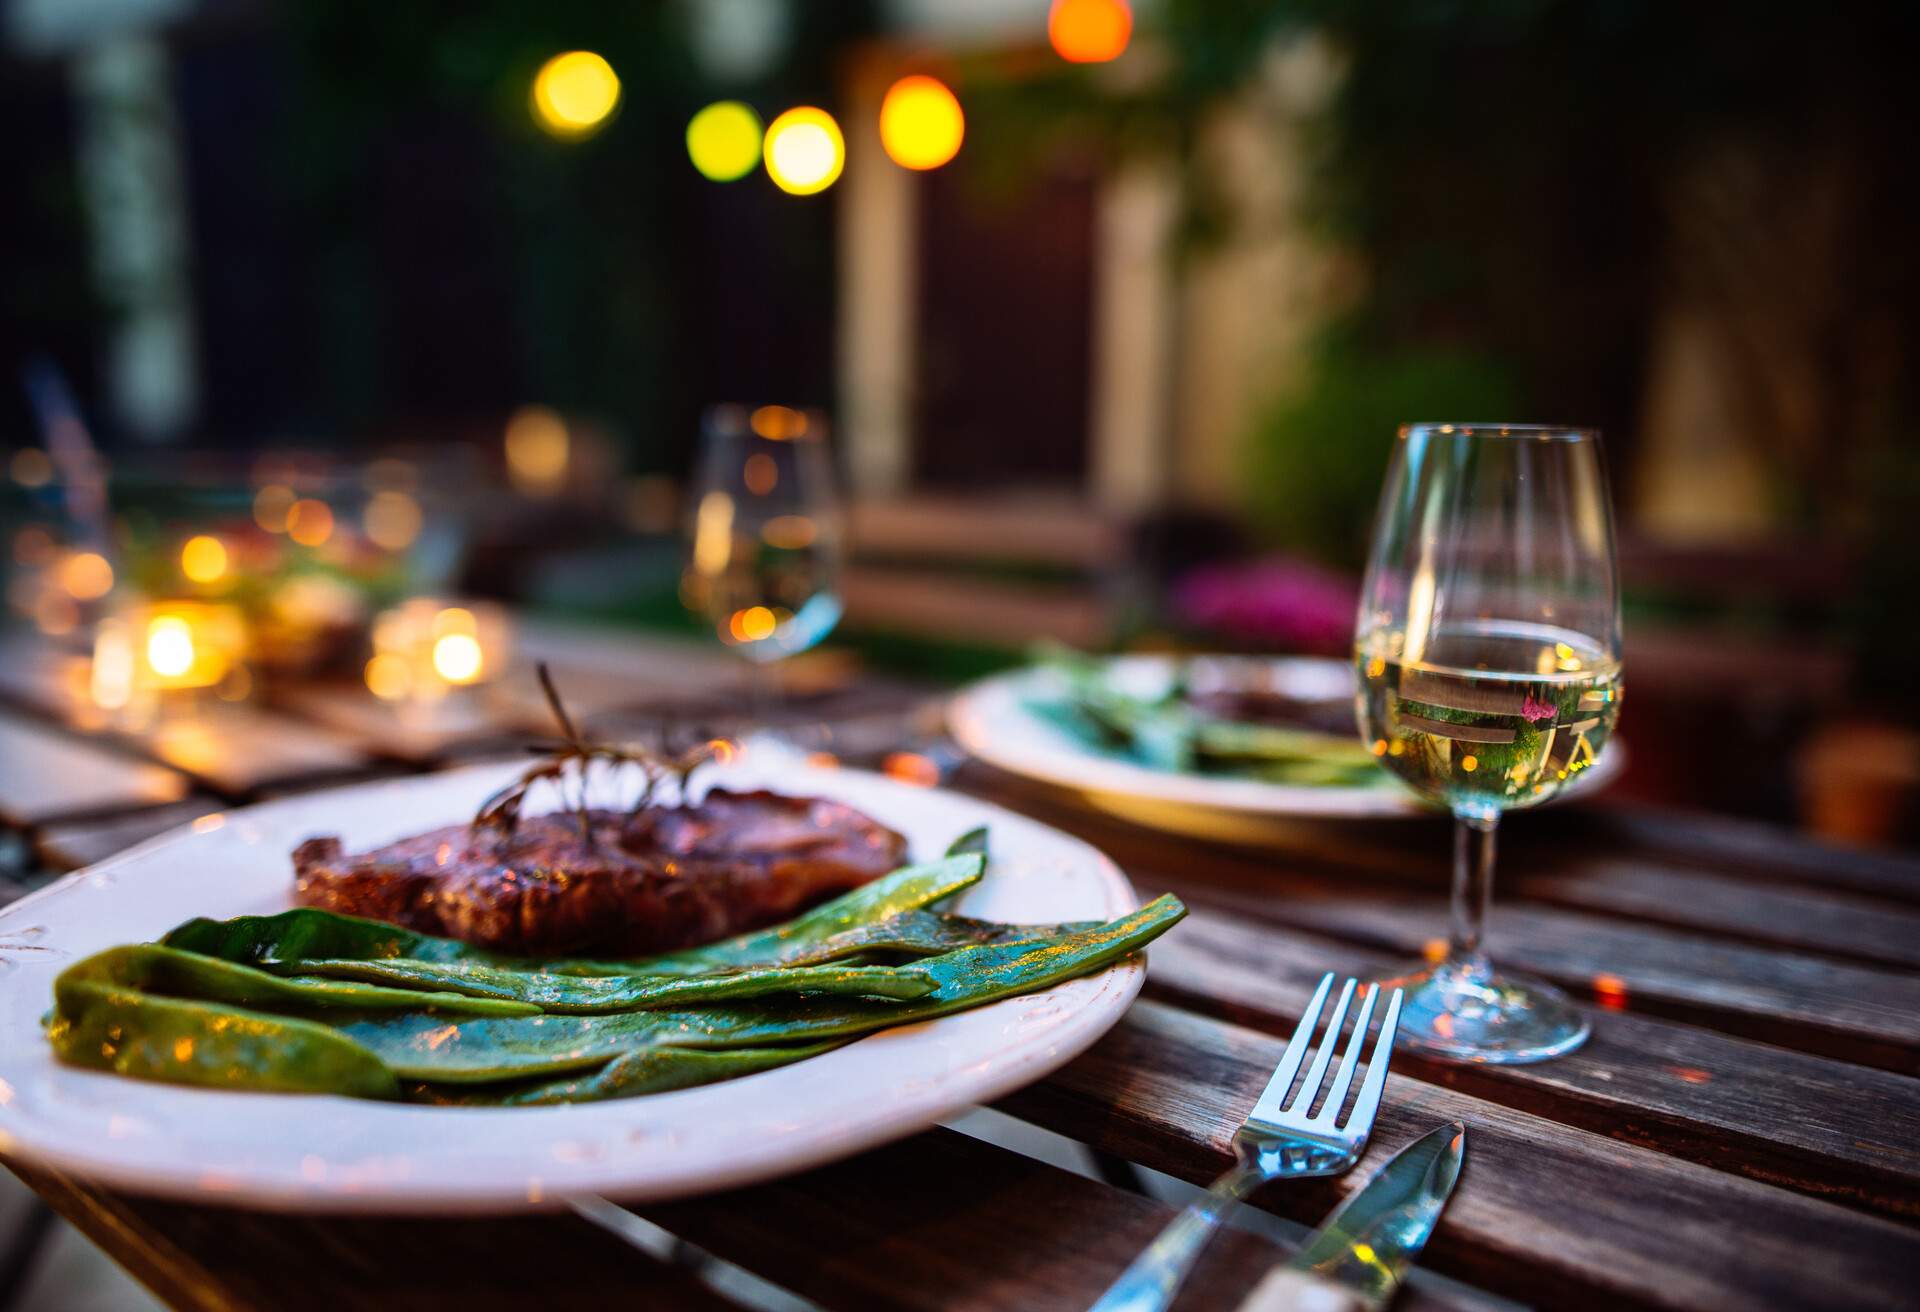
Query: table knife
1237 1121 1466 1312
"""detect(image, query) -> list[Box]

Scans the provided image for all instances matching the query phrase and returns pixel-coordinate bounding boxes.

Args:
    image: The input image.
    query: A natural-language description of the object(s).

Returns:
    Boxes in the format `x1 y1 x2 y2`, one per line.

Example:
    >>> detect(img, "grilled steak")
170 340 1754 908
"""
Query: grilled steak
292 788 909 956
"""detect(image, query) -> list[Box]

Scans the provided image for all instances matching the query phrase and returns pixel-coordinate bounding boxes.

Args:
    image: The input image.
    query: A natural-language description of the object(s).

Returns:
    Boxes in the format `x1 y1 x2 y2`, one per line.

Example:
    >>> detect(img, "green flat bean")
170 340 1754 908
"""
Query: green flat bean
287 958 937 1012
771 910 1095 967
162 853 987 979
54 944 538 1017
416 1039 849 1106
336 894 1186 1082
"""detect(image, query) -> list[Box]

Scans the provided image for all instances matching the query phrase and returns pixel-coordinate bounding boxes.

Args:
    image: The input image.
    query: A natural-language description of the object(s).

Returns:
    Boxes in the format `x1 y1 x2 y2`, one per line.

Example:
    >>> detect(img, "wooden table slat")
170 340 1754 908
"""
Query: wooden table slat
1520 859 1920 970
1131 863 1920 1074
639 1125 1495 1312
1570 806 1920 905
9 1160 748 1312
966 768 1920 972
0 711 190 826
1000 1002 1920 1312
33 797 228 873
1147 911 1920 1219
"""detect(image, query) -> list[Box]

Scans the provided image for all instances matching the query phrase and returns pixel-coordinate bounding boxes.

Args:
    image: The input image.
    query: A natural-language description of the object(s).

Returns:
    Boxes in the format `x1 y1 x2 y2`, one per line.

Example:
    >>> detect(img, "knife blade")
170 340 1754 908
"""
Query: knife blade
1237 1121 1467 1312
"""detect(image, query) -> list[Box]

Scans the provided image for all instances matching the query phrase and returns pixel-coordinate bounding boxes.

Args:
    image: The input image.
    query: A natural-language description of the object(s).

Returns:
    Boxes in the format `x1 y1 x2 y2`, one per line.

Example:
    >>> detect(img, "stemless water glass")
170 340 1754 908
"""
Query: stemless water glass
1354 423 1623 1063
681 404 845 721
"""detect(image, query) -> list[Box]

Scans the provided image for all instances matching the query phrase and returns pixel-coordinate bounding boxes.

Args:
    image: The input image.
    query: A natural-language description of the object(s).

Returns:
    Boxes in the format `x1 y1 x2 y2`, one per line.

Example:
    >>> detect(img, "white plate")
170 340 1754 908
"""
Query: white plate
949 656 1623 837
0 759 1142 1213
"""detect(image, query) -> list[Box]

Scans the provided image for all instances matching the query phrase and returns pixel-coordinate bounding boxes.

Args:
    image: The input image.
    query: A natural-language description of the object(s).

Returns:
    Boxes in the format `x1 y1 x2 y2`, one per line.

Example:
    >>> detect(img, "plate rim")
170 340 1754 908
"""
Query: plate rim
0 761 1144 1213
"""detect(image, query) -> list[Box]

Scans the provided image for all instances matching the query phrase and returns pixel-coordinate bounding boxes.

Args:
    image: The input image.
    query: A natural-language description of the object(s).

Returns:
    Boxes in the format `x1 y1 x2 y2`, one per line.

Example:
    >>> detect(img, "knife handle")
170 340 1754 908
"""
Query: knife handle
1235 1269 1368 1312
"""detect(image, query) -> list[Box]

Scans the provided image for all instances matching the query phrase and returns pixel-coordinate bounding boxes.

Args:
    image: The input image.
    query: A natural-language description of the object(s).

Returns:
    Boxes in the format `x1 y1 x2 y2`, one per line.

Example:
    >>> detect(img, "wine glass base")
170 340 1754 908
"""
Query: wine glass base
1376 959 1590 1065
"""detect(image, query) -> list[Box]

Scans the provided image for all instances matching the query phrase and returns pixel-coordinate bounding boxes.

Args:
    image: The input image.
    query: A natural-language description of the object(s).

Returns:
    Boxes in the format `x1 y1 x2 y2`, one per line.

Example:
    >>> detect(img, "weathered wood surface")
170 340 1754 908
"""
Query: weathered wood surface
1561 805 1920 904
8 1130 1494 1312
6 1160 745 1312
958 775 1920 1073
1155 874 1920 1074
641 1127 1491 1312
997 1002 1920 1311
33 797 226 872
0 711 188 825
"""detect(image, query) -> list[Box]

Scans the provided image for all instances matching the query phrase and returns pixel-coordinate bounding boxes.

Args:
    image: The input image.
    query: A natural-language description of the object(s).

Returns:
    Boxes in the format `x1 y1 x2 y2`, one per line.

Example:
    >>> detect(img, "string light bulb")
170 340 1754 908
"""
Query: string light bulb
686 101 763 181
532 51 621 139
1048 0 1132 64
763 106 844 195
879 75 964 170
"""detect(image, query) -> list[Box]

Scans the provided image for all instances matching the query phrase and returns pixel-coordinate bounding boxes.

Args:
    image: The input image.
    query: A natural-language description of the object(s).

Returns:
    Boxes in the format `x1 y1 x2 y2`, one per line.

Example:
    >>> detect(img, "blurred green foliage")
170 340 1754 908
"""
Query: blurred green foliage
1242 335 1518 566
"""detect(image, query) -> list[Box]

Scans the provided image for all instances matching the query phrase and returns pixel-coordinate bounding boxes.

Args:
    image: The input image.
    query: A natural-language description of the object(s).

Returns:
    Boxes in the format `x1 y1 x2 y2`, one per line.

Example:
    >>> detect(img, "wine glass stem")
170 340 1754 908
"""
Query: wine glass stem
1448 810 1498 967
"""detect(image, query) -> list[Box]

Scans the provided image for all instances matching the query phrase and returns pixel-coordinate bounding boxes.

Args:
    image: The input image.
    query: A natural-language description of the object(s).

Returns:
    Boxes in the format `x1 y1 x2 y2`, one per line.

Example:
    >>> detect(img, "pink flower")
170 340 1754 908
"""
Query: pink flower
1521 693 1557 723
1171 556 1357 654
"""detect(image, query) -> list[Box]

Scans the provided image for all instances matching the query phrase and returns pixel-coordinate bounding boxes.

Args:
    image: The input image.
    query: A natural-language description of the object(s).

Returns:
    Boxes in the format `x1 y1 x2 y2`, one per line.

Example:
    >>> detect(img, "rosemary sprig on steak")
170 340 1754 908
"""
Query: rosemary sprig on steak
471 663 727 848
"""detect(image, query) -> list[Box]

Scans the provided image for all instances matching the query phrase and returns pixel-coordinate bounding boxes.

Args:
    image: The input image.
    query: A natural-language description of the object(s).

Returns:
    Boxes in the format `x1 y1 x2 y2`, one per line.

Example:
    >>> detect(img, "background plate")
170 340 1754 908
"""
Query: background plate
949 656 1623 838
0 759 1141 1213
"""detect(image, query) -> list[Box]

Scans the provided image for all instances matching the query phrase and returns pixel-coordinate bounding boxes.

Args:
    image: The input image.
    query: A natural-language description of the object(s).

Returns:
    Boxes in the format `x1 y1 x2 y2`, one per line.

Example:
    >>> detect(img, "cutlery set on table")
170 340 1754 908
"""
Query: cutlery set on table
1090 974 1464 1312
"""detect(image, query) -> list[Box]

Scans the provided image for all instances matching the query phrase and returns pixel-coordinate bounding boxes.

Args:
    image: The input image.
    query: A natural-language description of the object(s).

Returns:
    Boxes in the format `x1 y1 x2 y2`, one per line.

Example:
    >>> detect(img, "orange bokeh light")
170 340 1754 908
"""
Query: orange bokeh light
1048 0 1132 64
883 752 941 788
286 499 335 547
879 75 964 171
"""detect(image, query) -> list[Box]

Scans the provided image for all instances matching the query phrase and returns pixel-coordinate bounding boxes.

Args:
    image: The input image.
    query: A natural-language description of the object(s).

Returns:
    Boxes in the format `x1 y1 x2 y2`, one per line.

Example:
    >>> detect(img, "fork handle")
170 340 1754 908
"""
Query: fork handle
1086 1157 1264 1312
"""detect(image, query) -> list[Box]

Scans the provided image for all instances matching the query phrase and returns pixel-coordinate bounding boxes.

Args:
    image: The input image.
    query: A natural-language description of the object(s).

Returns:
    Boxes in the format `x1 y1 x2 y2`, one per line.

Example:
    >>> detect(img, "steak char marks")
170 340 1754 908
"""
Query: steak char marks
292 788 909 956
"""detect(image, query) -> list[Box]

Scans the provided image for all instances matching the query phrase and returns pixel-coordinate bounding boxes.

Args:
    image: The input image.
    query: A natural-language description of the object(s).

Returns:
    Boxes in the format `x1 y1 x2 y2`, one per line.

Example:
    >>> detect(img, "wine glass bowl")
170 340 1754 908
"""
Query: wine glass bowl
682 404 845 669
1355 423 1622 1064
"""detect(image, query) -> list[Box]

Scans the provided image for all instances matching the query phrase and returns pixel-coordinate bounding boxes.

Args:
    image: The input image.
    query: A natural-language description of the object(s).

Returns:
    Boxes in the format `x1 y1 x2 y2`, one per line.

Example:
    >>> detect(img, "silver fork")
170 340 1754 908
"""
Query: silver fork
1087 974 1403 1312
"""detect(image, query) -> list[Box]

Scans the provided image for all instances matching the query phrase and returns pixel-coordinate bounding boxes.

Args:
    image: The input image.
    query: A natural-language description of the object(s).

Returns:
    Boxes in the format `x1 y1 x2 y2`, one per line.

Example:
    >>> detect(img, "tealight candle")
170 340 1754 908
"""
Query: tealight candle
366 598 511 703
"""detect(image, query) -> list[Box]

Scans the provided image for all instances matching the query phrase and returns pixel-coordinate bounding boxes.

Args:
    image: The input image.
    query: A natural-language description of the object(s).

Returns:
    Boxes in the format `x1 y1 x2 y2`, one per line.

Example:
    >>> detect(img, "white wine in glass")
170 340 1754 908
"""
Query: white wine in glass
1355 423 1623 1063
682 404 844 719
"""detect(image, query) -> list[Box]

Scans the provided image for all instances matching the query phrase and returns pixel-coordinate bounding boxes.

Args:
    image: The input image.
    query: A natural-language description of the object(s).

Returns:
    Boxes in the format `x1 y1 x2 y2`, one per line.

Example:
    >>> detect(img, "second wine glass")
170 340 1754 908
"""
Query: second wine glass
682 404 845 725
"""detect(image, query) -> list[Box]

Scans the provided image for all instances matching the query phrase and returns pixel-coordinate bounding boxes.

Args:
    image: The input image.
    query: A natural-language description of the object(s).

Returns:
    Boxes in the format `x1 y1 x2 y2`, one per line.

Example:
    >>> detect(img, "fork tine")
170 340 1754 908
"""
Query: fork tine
1288 977 1356 1114
1343 986 1404 1137
1311 982 1379 1125
1249 972 1333 1120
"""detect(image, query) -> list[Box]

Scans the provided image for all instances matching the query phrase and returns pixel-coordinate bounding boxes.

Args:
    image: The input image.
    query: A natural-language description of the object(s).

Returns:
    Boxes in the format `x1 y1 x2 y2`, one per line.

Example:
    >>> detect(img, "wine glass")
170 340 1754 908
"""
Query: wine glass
1354 423 1623 1063
681 404 845 725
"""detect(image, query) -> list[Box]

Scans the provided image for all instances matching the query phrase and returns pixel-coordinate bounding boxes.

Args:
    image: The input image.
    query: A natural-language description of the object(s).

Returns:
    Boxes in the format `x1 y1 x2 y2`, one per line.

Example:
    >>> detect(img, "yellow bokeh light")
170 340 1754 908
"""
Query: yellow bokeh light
364 490 423 551
764 107 844 196
687 101 763 181
505 405 569 495
432 632 484 684
181 535 228 584
879 75 964 171
286 499 334 547
147 616 196 679
364 653 411 701
253 484 295 533
1048 0 1132 63
60 551 115 600
531 51 621 139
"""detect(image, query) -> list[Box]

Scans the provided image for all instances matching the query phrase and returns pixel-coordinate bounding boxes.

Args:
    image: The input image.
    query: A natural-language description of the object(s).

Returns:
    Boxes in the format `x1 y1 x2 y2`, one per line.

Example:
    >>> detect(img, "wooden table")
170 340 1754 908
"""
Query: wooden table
3 629 1918 1311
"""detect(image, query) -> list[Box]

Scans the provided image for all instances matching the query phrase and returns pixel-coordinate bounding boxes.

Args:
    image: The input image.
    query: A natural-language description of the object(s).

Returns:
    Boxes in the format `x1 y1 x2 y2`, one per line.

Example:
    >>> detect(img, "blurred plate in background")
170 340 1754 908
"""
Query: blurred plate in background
949 655 1623 842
